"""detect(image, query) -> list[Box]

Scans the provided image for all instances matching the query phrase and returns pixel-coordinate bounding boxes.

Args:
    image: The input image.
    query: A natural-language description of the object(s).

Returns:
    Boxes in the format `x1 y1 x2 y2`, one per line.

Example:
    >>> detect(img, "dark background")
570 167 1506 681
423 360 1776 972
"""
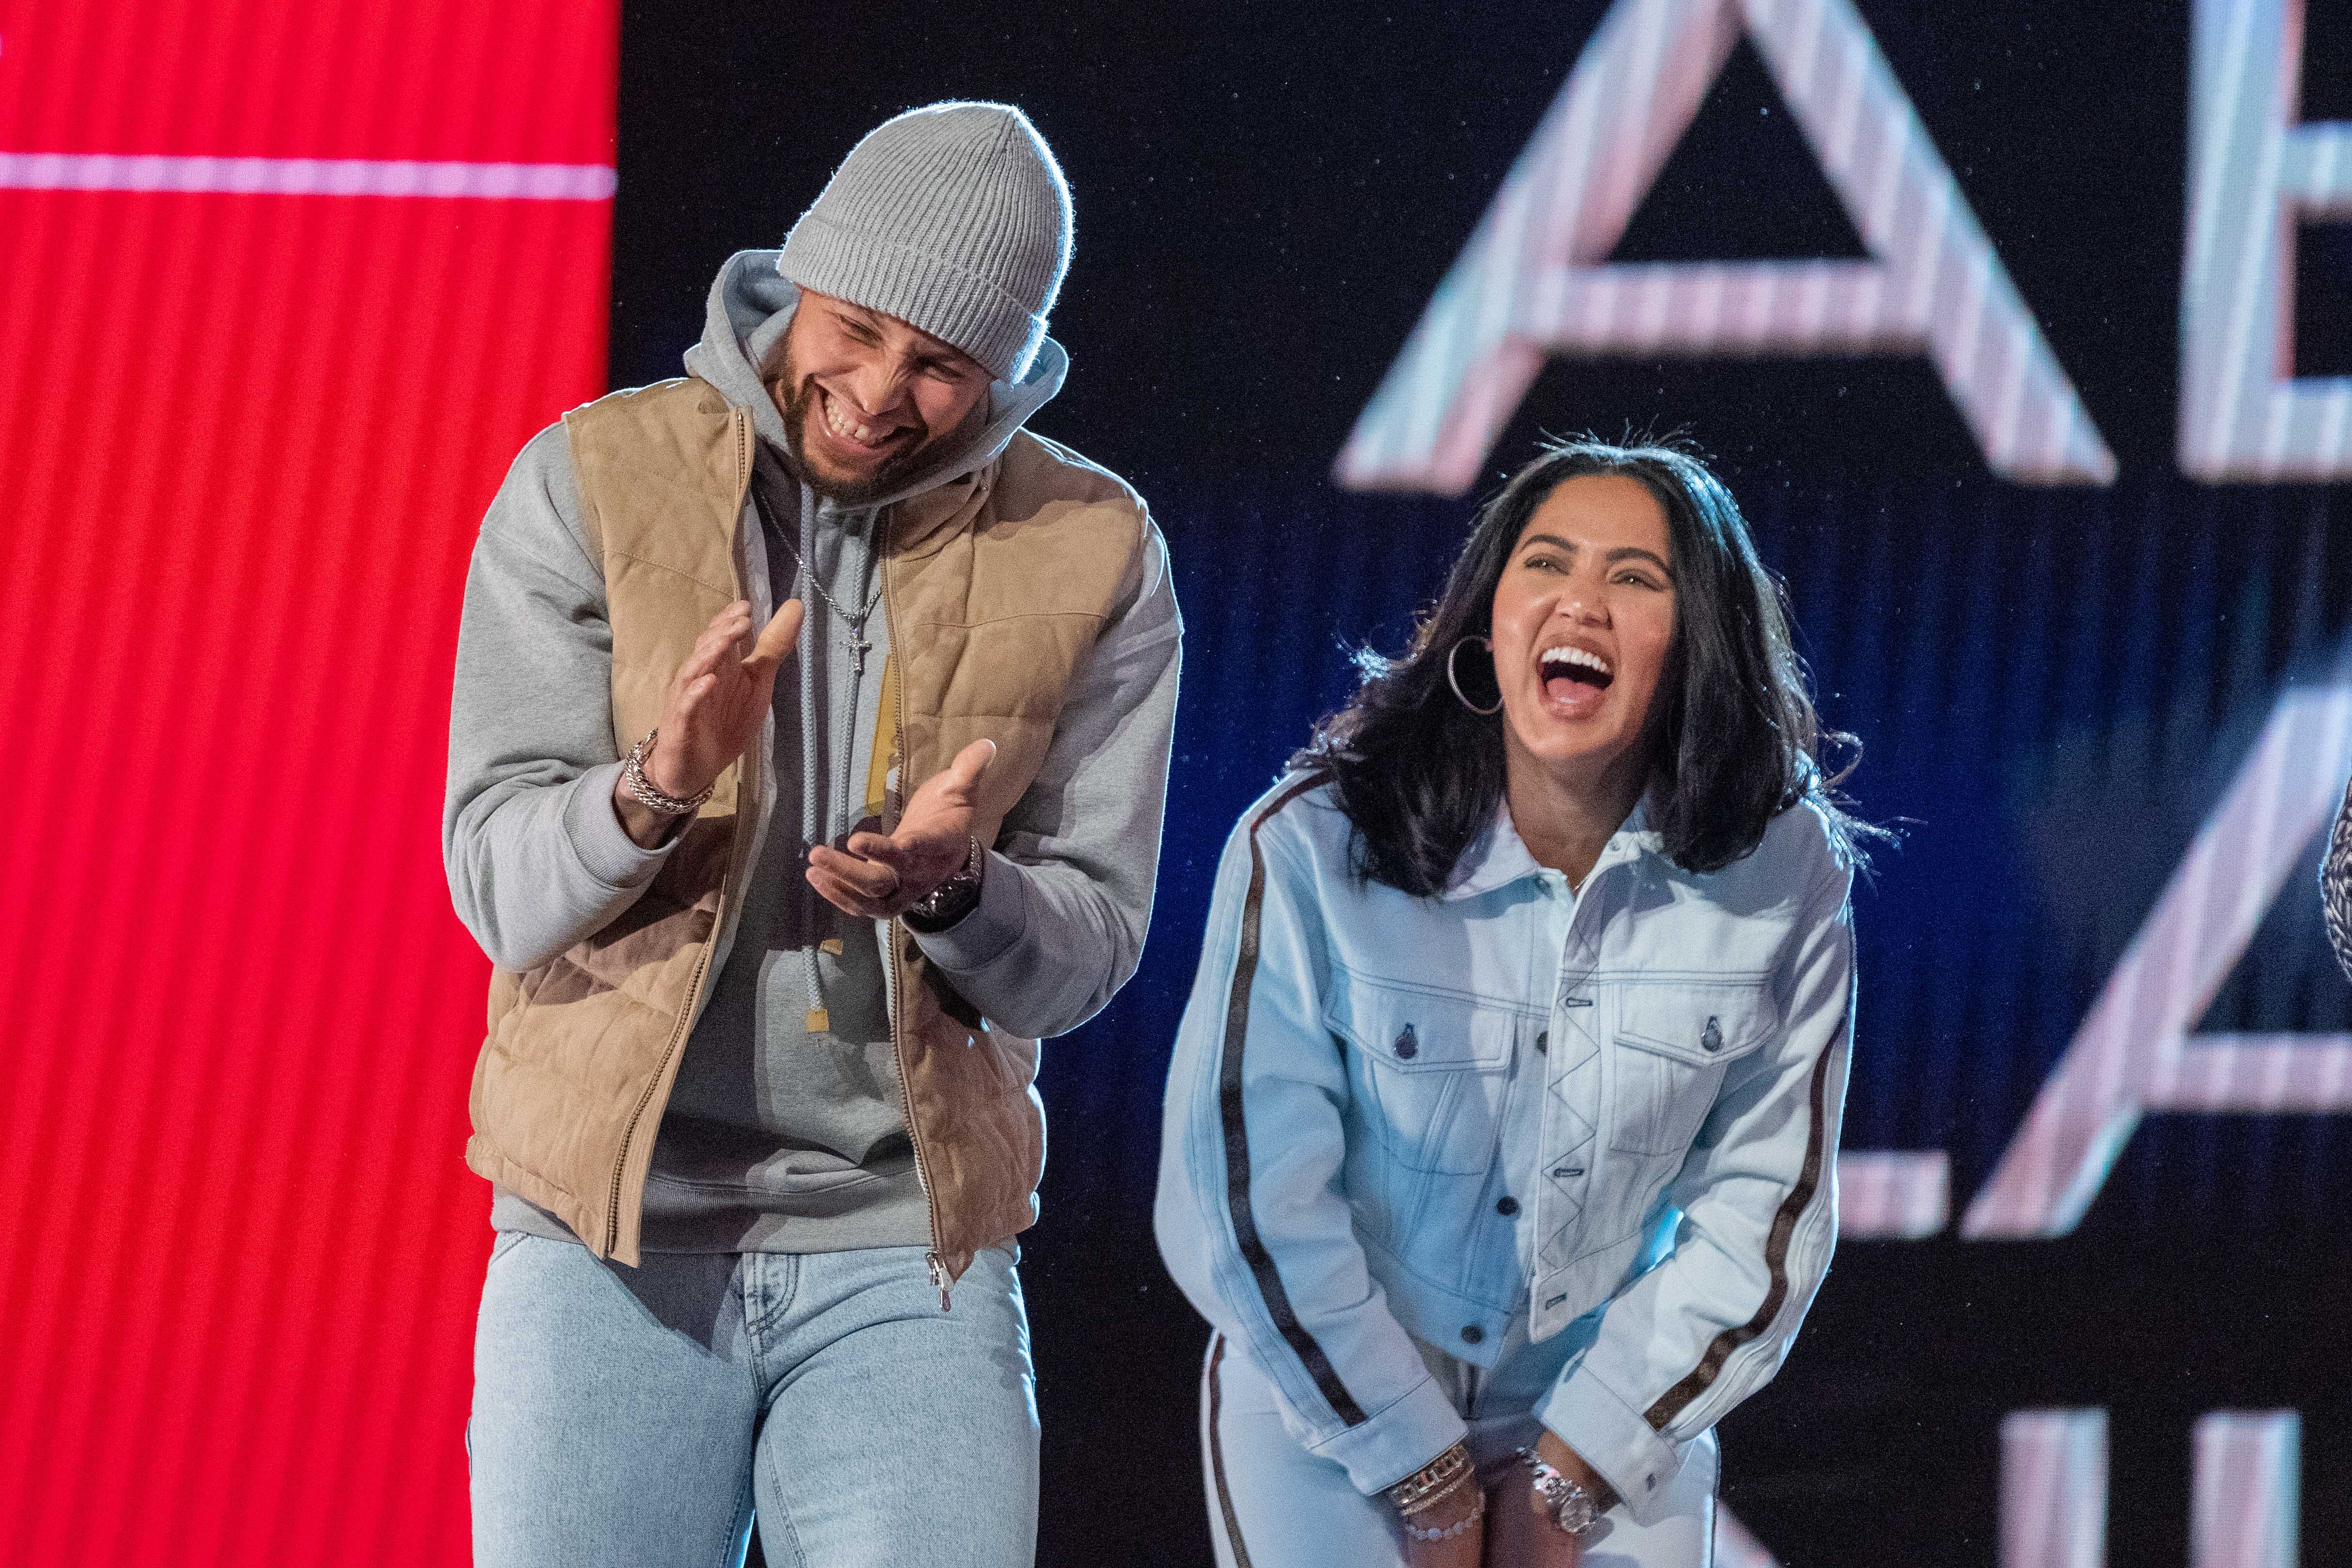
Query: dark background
610 4 2352 1562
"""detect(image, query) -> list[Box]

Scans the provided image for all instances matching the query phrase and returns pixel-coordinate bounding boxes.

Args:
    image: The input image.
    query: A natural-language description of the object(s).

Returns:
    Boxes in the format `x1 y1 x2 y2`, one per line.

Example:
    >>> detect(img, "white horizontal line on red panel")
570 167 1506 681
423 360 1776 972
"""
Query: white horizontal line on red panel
0 153 615 199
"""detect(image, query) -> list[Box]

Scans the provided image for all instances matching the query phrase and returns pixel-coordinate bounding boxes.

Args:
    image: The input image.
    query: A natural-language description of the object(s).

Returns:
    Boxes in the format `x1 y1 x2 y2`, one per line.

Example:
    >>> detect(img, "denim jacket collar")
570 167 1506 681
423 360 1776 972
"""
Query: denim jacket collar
1441 795 1663 901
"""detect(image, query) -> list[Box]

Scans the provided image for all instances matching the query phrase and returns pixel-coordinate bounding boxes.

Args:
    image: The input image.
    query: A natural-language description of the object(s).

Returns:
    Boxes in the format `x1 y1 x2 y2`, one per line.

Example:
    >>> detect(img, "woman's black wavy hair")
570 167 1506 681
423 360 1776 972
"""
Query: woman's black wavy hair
1292 436 1878 895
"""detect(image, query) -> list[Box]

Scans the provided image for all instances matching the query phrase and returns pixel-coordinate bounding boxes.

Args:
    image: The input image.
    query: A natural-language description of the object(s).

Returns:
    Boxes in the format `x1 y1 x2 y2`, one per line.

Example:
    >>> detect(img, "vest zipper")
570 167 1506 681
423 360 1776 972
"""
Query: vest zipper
606 941 713 1257
877 506 953 1312
605 408 756 1261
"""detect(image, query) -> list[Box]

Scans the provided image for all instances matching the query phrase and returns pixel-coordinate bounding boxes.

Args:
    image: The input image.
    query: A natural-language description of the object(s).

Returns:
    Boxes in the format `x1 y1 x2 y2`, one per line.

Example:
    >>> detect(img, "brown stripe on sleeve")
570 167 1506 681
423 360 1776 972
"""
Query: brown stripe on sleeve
1642 1040 1836 1431
1217 775 1370 1427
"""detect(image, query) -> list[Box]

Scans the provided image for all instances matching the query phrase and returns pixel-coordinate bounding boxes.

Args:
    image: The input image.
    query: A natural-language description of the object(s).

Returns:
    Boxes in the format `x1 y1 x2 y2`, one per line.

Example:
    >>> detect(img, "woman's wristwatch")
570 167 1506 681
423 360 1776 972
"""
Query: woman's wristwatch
1516 1447 1601 1535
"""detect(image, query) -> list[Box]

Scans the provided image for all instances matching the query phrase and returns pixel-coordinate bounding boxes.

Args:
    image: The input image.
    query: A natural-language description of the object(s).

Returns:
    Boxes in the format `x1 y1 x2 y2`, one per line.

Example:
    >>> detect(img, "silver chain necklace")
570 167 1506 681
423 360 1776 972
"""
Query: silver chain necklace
751 478 881 1039
754 485 885 678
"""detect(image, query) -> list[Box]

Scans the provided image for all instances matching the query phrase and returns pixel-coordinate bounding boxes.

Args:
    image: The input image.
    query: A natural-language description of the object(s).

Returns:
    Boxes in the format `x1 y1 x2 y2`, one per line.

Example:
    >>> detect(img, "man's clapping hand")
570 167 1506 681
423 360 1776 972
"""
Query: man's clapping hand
612 598 805 848
807 738 997 919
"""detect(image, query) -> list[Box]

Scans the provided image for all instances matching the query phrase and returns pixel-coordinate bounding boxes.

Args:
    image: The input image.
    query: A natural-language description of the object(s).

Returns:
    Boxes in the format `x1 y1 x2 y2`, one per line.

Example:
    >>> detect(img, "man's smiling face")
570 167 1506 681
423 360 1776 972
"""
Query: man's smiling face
769 290 992 504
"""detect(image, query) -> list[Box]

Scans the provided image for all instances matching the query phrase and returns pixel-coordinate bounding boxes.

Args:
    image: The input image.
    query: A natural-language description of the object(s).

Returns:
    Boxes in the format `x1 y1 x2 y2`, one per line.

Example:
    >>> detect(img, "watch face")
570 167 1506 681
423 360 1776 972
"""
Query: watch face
1556 1489 1597 1534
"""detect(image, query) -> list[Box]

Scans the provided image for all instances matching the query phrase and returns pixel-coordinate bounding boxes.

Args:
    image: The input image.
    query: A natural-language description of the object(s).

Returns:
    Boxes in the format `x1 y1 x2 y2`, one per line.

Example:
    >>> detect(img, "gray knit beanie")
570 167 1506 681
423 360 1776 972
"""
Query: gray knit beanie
779 101 1072 382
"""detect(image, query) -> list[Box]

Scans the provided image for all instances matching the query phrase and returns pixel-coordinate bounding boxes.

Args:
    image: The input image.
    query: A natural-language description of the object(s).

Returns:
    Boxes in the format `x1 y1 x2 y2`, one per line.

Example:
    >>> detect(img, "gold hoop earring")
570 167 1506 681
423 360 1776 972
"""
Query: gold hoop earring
1446 635 1503 716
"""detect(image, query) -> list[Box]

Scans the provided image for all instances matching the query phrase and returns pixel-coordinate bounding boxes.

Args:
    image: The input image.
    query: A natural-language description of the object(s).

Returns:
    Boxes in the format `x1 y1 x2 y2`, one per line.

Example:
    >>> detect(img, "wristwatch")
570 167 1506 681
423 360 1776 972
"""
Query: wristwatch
904 835 984 931
1517 1448 1600 1536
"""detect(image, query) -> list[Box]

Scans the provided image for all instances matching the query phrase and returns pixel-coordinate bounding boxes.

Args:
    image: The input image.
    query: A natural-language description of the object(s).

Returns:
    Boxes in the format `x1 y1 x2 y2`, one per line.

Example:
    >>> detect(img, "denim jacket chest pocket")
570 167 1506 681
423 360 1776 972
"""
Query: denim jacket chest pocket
1606 979 1777 1157
1324 974 1526 1175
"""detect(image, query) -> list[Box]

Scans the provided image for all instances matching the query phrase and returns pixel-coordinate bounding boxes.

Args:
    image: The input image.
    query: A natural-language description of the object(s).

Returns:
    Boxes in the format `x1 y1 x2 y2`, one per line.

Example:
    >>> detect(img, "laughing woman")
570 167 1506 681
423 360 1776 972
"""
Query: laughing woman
1155 440 1873 1568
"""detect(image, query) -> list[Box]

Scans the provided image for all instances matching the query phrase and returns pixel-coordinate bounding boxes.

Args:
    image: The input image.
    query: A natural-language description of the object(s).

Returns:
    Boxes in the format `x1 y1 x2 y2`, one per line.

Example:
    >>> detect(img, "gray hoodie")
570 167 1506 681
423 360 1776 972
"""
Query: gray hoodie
444 251 1181 1254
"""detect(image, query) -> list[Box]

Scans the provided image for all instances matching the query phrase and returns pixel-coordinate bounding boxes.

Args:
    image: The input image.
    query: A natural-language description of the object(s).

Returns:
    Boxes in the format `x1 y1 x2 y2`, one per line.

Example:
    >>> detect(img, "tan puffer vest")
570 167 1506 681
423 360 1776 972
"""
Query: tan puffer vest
463 376 1146 1279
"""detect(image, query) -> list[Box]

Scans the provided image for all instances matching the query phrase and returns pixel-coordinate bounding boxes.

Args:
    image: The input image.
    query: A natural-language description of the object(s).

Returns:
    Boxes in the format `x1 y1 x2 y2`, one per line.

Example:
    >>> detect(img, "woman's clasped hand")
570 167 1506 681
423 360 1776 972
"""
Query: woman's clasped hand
1391 1428 1616 1567
1392 1447 1602 1566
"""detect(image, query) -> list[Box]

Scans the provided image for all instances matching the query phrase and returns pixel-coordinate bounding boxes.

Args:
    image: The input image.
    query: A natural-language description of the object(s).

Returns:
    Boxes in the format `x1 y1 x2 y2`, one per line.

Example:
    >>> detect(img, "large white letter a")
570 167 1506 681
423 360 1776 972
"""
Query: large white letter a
1336 0 2116 493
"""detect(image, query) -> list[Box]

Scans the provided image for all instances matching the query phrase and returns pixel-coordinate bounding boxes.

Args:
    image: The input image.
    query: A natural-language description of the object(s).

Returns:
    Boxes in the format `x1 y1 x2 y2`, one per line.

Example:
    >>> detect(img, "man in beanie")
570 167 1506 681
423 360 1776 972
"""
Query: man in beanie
445 102 1179 1567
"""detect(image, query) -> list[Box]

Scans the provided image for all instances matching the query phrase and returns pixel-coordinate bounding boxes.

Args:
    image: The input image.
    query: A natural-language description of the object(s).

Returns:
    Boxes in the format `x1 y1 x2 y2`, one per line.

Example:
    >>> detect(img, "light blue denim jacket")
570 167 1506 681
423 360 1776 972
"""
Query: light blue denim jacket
1153 775 1855 1524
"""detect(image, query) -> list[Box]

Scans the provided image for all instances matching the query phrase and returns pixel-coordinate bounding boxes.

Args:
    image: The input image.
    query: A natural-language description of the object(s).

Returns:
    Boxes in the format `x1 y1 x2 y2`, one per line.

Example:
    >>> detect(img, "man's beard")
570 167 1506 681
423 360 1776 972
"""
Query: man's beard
773 367 929 507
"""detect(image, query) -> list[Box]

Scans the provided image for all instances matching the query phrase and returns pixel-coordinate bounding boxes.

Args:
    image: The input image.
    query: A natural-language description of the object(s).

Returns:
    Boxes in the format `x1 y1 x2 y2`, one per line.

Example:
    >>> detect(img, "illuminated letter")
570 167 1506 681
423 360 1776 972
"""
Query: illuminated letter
2002 1411 2108 1568
2179 0 2352 480
2191 1413 2300 1568
1964 651 2352 1238
1836 1149 1950 1238
1336 0 2116 493
1716 1509 1784 1568
1995 1410 2301 1568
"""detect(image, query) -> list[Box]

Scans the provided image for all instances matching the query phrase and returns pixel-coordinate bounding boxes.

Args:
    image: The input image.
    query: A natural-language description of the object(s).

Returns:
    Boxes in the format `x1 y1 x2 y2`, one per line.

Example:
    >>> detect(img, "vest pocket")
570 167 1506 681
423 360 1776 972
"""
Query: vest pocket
1325 976 1521 1175
1607 981 1775 1157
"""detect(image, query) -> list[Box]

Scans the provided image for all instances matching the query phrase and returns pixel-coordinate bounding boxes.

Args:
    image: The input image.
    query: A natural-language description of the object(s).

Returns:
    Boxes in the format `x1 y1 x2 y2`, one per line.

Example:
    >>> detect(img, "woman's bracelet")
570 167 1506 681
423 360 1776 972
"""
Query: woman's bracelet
1385 1441 1473 1515
1400 1482 1486 1542
1398 1468 1475 1519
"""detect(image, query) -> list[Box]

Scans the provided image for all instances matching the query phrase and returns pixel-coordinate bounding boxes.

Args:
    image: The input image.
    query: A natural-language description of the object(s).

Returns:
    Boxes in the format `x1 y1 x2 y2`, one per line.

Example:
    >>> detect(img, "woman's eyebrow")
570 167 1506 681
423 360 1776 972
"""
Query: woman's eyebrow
1520 534 1673 576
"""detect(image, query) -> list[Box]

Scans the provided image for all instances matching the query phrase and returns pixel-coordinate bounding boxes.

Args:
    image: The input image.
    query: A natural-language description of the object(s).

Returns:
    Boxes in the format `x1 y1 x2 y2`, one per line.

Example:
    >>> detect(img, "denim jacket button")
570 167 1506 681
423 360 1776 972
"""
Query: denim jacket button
1459 1324 1484 1345
1495 1196 1519 1216
1533 1030 1547 1054
1394 1025 1418 1060
1701 1016 1723 1053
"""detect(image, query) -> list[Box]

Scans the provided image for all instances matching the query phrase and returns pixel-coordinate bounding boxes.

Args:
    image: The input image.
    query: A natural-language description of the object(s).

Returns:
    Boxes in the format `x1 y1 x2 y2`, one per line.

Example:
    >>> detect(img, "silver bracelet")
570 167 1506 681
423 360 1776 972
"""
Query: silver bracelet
1399 1484 1485 1542
621 728 714 817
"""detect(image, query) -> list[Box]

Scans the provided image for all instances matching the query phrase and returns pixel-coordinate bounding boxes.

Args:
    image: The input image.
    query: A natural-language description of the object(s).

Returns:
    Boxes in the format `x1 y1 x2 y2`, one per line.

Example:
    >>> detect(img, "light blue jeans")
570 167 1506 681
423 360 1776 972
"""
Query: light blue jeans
469 1234 1039 1568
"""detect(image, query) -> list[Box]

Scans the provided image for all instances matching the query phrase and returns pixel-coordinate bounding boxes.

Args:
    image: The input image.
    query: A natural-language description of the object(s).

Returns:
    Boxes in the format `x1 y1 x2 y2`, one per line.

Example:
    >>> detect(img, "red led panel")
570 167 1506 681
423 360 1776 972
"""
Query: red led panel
0 4 617 1564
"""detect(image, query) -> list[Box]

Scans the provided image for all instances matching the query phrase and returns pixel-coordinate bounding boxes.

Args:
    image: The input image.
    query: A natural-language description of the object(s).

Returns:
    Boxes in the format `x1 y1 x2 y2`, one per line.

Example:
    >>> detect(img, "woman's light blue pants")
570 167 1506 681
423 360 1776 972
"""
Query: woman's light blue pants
1201 1322 1717 1568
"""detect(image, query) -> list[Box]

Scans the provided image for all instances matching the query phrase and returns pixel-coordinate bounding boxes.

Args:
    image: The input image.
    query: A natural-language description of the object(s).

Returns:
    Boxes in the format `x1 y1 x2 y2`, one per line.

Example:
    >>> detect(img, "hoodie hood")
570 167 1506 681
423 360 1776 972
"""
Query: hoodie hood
681 249 1068 514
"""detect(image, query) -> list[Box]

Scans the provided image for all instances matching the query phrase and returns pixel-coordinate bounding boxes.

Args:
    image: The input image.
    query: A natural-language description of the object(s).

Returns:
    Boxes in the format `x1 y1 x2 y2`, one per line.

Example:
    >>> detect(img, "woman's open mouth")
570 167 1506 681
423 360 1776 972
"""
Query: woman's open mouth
1540 644 1612 692
1537 643 1613 717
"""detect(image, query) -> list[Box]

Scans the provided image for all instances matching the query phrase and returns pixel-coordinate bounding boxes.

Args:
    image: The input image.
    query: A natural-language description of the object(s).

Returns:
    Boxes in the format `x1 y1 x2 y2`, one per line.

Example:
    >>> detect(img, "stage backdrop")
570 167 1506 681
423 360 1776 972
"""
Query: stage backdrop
614 4 2352 1566
6 2 2352 1567
0 3 616 1564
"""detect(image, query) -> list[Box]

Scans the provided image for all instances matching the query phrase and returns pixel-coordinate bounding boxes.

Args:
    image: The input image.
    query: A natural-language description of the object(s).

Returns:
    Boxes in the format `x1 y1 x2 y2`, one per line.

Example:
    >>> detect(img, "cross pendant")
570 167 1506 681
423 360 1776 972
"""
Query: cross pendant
850 636 872 680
